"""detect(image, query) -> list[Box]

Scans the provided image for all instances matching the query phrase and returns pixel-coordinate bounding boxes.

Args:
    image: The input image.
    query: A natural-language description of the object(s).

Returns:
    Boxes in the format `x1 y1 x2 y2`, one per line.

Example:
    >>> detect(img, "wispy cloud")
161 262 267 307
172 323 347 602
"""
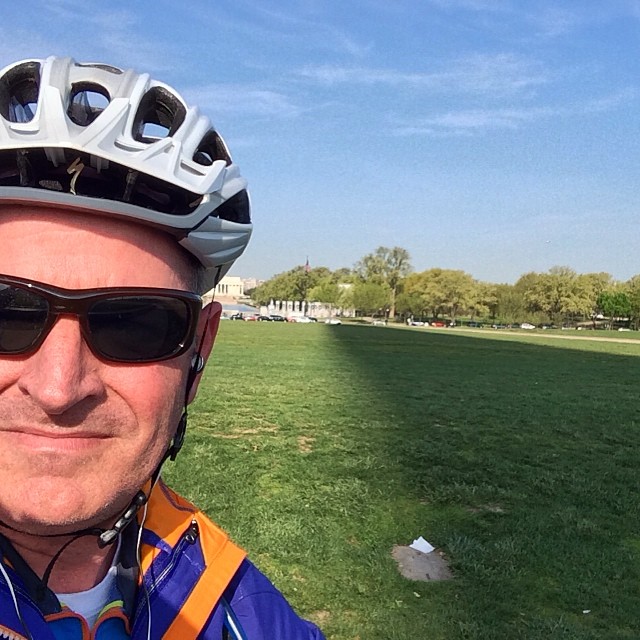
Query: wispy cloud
261 7 373 57
224 1 373 59
298 53 549 97
395 106 554 137
39 0 87 20
394 88 638 136
580 87 639 112
526 7 584 38
36 0 177 73
0 28 59 69
184 84 302 119
522 3 640 40
425 0 511 11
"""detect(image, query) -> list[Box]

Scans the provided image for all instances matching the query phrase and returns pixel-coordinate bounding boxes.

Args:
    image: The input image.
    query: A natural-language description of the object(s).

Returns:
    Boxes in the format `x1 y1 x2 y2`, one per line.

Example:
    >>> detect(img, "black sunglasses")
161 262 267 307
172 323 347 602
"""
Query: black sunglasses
0 275 202 363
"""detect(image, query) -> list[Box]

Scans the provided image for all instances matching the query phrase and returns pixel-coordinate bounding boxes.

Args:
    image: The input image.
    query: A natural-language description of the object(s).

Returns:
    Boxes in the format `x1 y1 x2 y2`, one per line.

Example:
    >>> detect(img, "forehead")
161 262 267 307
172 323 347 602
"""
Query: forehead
0 204 193 290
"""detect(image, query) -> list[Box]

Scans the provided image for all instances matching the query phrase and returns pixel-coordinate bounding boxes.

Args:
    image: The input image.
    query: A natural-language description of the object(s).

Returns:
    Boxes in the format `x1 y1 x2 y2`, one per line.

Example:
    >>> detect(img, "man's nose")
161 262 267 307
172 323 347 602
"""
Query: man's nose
17 316 106 415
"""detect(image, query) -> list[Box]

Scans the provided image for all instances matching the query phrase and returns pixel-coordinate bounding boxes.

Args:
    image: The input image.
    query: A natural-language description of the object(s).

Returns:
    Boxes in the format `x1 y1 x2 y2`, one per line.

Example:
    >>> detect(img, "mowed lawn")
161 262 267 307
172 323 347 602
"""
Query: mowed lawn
164 322 640 640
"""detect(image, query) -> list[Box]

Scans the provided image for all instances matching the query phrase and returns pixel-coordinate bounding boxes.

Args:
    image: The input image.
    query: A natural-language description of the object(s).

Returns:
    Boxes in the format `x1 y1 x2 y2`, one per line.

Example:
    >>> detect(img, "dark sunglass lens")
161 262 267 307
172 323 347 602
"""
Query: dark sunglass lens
0 285 48 353
88 296 192 362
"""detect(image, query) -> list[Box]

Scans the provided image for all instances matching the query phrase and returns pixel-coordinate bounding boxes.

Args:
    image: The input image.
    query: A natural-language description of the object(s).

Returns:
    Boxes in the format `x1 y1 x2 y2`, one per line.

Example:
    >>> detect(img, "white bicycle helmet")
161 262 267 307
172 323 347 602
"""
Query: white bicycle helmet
0 56 252 293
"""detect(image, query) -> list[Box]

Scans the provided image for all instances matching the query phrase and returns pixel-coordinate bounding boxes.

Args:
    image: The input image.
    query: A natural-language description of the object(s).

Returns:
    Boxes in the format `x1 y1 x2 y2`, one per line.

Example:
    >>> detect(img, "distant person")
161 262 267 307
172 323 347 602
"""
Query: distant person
0 56 324 638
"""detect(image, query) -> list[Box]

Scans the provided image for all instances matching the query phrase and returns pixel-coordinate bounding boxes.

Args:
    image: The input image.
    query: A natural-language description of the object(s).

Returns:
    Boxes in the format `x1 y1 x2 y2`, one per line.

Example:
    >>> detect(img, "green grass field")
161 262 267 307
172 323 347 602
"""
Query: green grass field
164 322 640 640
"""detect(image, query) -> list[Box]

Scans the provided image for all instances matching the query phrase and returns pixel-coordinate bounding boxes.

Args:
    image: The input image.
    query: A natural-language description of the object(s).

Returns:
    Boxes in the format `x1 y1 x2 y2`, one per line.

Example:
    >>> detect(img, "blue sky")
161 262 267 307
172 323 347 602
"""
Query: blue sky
3 0 640 283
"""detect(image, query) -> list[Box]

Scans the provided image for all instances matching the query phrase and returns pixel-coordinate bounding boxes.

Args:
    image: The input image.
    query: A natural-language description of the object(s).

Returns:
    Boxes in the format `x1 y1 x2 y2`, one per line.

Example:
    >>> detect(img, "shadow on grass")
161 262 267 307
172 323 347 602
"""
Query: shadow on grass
326 324 640 640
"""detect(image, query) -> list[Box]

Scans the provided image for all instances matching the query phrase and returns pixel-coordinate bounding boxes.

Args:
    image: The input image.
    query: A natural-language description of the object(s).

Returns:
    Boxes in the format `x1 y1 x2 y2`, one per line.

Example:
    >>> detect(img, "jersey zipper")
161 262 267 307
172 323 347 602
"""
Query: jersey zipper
132 519 200 628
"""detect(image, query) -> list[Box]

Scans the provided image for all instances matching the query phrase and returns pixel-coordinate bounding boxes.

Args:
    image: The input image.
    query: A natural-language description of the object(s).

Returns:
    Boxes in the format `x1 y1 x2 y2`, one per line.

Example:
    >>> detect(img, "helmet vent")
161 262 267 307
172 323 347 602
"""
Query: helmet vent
193 129 231 166
215 189 251 224
68 83 110 126
75 62 123 75
133 86 186 143
0 61 41 123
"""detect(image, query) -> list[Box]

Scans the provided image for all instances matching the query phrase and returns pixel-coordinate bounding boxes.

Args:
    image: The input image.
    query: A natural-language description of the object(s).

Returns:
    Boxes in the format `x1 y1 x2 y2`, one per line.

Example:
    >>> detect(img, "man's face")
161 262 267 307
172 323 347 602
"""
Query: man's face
0 206 207 534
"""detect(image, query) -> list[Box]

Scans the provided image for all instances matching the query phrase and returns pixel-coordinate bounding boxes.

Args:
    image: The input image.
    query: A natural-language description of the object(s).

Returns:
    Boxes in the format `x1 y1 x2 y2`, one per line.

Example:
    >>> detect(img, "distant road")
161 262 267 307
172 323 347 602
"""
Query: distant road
438 326 640 345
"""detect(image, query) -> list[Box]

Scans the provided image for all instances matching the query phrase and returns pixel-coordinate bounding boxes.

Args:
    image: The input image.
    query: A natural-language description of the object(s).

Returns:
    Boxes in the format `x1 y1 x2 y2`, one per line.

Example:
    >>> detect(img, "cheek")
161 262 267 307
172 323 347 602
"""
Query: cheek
0 359 21 391
107 364 187 445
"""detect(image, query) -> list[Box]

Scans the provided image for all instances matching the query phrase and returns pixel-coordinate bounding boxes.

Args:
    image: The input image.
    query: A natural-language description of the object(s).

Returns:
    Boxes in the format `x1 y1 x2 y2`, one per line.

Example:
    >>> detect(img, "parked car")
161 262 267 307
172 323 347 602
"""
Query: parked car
229 313 244 321
325 318 342 325
269 314 286 322
244 314 259 321
257 315 273 321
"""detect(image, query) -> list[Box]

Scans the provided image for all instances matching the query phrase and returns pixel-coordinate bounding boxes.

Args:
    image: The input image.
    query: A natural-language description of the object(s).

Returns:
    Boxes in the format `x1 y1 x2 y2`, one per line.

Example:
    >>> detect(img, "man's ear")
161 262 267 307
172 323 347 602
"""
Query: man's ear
186 301 222 404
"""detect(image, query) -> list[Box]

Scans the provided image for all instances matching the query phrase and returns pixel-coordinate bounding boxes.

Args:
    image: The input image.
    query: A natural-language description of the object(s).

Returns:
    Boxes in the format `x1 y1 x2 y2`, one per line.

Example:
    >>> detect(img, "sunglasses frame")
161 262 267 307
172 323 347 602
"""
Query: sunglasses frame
0 274 203 363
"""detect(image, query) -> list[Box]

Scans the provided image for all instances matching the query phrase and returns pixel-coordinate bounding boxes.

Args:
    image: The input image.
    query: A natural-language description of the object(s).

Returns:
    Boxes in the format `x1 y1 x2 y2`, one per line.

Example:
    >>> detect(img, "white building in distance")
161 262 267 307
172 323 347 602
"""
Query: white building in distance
202 276 265 304
215 275 244 298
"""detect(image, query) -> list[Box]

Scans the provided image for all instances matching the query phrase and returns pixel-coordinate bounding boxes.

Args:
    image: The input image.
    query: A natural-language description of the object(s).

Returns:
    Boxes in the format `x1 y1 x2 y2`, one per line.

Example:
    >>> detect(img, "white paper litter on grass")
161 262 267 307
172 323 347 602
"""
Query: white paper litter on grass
410 536 435 554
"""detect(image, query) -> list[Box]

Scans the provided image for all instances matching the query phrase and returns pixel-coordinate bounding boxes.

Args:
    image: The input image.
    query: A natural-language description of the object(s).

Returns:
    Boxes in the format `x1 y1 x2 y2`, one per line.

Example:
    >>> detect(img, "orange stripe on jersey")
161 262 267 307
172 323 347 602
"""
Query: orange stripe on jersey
137 479 246 637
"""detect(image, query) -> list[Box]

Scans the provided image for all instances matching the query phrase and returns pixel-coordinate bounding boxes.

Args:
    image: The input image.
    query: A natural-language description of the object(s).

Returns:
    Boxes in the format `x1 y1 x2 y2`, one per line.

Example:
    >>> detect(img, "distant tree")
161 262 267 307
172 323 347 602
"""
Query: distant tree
627 275 640 330
510 272 553 325
396 291 428 319
309 281 341 304
437 270 476 323
523 266 593 326
468 282 497 322
309 281 342 317
250 282 276 306
349 282 391 316
250 266 330 308
404 269 446 319
581 272 613 302
491 283 527 324
579 272 614 326
354 246 411 319
404 268 476 323
330 267 355 284
403 270 444 319
514 272 543 294
597 288 631 329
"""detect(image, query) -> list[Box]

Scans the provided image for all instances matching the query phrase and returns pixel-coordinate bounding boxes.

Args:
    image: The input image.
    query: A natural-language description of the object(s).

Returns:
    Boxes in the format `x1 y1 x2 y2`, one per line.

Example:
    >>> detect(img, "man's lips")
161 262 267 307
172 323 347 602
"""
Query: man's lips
1 427 111 453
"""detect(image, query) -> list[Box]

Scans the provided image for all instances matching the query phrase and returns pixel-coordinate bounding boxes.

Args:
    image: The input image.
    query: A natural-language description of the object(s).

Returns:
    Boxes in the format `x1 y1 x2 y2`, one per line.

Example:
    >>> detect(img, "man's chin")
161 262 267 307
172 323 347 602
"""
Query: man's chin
0 488 129 538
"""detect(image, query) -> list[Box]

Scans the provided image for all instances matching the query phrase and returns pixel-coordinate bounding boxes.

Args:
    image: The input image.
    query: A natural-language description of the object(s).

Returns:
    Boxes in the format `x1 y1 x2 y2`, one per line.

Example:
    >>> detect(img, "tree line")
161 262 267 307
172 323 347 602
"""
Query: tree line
248 248 640 328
